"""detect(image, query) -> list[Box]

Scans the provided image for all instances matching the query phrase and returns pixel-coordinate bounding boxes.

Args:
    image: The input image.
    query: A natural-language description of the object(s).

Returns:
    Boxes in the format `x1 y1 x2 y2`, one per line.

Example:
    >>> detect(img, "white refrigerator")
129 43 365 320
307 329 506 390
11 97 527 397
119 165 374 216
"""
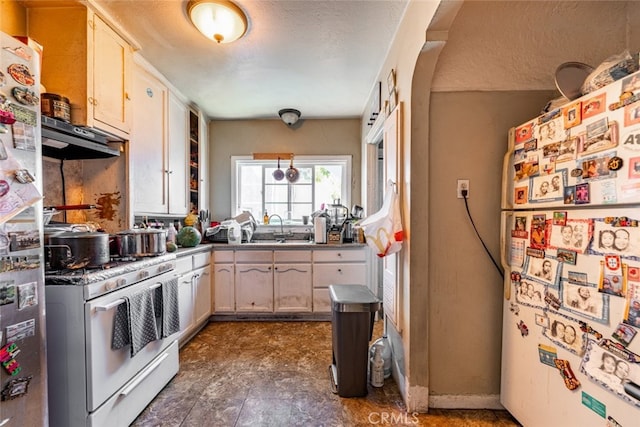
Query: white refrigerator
0 32 47 426
500 69 640 426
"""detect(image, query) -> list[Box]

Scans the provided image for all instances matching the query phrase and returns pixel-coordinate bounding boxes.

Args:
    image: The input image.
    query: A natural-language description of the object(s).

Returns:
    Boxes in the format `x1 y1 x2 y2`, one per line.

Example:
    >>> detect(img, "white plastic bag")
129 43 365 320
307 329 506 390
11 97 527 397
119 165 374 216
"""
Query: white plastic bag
359 180 404 257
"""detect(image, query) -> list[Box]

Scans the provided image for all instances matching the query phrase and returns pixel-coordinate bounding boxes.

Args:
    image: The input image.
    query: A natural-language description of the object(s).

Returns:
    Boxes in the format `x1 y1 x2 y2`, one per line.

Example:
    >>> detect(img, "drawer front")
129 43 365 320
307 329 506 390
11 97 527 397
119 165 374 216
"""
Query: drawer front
175 256 193 275
235 250 273 263
312 248 366 263
312 263 367 287
274 250 311 263
193 251 211 269
213 250 234 263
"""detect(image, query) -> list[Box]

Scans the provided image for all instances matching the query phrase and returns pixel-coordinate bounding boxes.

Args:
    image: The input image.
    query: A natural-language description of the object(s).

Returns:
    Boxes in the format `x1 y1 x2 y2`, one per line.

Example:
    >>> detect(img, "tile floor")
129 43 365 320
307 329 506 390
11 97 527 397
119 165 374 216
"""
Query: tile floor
132 321 521 426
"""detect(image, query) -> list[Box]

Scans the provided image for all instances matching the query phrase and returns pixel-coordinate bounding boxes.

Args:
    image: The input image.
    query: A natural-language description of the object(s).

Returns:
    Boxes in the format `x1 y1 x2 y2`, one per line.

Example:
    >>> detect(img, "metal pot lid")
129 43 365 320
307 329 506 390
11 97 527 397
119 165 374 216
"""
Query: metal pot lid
555 62 594 101
51 231 108 238
285 159 300 183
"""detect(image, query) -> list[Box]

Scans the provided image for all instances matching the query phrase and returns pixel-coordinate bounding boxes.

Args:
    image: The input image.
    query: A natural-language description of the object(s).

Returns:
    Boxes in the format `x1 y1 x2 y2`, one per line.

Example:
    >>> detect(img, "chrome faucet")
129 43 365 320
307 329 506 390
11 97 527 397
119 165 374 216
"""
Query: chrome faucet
269 214 284 241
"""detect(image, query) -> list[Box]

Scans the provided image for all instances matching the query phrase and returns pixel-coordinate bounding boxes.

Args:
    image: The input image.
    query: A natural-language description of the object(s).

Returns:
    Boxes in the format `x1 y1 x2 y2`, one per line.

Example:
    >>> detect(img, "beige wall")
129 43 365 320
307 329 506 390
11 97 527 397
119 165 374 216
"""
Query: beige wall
208 119 361 221
0 0 26 35
427 90 555 395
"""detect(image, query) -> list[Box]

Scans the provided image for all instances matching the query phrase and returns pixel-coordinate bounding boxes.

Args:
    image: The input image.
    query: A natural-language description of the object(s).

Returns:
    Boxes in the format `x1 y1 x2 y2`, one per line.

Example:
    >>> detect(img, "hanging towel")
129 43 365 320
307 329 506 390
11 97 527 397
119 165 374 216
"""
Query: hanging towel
111 288 159 357
159 277 180 338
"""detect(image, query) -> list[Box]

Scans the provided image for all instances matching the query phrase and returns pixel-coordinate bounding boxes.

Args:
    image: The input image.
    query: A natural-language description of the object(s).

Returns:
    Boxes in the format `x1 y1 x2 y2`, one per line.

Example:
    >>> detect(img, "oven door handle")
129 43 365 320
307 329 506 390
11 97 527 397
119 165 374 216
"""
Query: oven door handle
120 352 170 396
95 282 163 311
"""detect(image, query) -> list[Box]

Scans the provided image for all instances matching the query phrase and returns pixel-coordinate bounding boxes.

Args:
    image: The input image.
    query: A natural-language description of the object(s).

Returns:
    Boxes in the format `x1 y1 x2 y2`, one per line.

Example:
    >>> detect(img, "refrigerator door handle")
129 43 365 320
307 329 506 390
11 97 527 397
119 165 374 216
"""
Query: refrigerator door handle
500 211 512 300
501 128 515 210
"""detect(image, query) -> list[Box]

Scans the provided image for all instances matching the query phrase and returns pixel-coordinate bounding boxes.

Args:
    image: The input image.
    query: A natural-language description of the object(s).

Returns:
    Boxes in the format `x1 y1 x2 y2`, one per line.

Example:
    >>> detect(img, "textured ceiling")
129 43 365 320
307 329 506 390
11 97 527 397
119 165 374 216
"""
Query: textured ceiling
92 0 409 120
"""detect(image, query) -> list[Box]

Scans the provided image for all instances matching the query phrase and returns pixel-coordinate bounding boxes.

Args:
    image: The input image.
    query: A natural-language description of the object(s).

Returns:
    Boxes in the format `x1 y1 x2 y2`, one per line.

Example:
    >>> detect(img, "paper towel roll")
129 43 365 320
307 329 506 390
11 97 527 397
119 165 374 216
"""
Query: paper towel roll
314 216 327 244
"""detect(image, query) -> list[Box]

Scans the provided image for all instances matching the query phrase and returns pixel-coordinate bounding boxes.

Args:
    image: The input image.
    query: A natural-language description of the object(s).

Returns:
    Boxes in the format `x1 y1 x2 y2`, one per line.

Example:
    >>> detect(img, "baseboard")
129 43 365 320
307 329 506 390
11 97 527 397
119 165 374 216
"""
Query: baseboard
428 394 504 410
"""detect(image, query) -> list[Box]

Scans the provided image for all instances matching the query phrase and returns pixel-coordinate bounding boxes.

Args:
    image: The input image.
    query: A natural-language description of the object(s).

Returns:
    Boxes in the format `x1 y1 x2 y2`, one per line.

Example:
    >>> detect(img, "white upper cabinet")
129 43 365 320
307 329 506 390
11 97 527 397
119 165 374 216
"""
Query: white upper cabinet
28 6 132 138
130 62 189 216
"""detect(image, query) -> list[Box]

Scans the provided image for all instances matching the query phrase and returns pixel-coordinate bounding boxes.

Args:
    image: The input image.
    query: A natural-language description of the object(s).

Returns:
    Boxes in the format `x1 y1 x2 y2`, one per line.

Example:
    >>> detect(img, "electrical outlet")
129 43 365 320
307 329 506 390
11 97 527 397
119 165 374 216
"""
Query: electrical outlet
457 179 469 198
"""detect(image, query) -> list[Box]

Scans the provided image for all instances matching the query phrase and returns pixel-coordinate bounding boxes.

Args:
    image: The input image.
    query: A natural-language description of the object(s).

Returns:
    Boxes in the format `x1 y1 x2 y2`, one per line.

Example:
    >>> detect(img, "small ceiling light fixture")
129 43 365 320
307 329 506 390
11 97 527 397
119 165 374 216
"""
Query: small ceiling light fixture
187 0 248 44
279 108 301 126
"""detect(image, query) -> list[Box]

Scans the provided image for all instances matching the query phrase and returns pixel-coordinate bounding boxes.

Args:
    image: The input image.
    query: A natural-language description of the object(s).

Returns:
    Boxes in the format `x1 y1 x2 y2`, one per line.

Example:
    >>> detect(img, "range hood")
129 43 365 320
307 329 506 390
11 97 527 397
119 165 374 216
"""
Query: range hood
41 116 122 160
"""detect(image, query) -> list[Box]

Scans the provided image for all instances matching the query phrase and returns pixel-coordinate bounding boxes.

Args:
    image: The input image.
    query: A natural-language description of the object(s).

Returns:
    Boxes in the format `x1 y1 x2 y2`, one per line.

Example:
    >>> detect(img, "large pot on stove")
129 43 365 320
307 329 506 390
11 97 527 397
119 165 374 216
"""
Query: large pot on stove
48 231 110 269
113 229 167 258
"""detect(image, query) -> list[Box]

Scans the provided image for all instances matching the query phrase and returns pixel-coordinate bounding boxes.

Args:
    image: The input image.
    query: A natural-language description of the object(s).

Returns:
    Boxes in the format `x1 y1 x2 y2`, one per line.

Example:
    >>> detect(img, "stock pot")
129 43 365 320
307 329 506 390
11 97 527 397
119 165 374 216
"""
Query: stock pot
113 229 167 257
48 232 110 269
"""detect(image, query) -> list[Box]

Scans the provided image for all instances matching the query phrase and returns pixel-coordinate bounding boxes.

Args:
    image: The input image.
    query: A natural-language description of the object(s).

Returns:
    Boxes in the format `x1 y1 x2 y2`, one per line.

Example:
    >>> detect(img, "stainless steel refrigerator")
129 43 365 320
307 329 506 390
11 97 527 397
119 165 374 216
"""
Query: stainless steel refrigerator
500 68 640 426
0 31 47 426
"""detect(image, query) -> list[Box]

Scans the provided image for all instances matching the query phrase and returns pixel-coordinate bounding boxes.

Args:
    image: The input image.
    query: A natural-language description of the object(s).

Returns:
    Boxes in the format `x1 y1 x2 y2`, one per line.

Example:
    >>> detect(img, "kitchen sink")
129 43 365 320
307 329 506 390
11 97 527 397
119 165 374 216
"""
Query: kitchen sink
247 240 313 245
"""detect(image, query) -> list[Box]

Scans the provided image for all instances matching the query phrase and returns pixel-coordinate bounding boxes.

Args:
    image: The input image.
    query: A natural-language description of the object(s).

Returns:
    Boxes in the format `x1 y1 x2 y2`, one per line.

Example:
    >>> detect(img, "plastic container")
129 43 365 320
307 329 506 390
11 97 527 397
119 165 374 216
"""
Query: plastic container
370 335 392 379
167 222 177 244
370 346 384 387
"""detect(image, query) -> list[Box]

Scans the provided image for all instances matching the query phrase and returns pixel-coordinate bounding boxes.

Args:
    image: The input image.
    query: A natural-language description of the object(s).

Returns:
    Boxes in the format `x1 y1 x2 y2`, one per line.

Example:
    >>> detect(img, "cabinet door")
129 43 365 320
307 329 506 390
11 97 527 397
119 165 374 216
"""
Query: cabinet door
178 272 195 339
235 264 273 312
92 14 131 134
131 67 167 214
193 266 211 325
214 263 235 313
167 92 188 214
274 263 312 312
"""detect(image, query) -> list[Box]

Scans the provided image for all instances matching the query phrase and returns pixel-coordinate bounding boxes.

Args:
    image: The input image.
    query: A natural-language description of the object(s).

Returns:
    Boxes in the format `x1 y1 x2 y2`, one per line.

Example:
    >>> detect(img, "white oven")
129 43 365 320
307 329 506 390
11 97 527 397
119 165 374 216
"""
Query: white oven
45 255 180 427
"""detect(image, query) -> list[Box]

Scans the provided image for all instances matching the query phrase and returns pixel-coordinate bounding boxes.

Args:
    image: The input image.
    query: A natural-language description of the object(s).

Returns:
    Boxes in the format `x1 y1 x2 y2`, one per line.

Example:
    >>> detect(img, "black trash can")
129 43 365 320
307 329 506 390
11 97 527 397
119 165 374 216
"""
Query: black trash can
329 284 381 397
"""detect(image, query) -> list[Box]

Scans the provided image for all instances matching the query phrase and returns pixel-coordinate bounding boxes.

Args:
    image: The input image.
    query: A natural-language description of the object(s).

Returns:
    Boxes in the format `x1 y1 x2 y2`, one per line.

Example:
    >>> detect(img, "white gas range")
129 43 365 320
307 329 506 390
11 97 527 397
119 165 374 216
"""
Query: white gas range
45 254 180 426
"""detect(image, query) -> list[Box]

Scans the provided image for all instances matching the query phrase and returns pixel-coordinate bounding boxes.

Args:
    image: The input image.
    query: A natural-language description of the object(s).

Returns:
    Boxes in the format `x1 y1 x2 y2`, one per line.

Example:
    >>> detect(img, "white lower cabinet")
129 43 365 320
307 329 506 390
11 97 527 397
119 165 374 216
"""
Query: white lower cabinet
213 246 367 315
177 251 211 343
312 247 368 313
213 249 235 312
235 251 273 312
274 250 312 312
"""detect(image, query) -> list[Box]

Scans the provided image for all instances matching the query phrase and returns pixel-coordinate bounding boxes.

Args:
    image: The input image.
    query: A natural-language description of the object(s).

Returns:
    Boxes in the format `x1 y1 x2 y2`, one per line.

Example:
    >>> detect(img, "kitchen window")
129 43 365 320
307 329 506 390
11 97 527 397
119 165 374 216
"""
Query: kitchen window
232 156 351 222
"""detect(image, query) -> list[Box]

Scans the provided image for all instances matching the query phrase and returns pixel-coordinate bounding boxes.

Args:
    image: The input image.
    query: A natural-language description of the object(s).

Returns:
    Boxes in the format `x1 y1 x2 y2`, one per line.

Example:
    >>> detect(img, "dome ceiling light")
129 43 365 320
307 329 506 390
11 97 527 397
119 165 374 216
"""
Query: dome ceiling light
279 108 301 126
187 0 248 44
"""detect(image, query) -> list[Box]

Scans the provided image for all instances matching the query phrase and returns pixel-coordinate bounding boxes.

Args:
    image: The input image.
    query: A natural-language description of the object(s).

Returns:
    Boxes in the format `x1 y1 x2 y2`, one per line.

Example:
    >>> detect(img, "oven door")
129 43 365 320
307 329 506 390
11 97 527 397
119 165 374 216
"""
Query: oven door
84 270 179 412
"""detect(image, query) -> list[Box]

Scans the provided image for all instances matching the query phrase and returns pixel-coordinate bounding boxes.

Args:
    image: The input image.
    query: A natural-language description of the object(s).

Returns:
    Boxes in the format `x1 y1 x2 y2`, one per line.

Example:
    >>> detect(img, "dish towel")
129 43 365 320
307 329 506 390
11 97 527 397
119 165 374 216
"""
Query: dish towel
112 288 159 357
158 277 180 338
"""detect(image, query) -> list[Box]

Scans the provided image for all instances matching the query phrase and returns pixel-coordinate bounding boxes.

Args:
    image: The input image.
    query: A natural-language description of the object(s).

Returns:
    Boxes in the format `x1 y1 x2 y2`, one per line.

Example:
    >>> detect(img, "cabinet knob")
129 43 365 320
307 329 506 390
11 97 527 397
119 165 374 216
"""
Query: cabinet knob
125 92 131 101
338 268 342 273
88 96 98 106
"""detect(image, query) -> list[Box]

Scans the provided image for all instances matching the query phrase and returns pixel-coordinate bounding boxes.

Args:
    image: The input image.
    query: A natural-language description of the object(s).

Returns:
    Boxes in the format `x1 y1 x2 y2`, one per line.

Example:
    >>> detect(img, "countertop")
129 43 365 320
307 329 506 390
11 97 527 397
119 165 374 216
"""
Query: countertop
209 242 366 250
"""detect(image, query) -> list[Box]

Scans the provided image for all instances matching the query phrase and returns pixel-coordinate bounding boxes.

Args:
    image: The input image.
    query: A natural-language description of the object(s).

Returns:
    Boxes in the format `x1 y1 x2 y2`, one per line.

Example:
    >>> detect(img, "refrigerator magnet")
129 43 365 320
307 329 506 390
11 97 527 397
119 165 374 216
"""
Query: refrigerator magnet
563 101 582 129
557 248 577 265
538 343 557 367
578 320 604 340
554 359 580 390
612 322 637 346
6 64 34 86
628 156 640 179
564 186 576 204
514 186 528 204
0 375 32 401
575 183 590 204
582 93 606 119
0 280 16 305
16 282 37 310
516 320 529 337
515 122 534 143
